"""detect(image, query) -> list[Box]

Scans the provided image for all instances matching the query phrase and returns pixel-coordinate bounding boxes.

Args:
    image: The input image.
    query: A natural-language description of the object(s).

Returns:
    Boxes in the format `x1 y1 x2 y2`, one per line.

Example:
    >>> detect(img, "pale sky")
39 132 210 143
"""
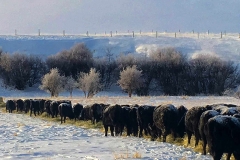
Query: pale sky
0 0 239 35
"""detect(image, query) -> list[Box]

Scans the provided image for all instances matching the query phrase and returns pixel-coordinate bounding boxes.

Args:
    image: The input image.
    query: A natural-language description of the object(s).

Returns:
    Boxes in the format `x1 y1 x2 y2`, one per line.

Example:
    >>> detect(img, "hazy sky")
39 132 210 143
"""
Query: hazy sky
0 0 239 35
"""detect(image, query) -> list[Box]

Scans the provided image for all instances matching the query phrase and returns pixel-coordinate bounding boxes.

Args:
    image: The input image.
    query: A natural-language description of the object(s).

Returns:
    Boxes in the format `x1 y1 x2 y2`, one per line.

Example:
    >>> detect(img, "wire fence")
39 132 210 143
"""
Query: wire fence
2 30 240 39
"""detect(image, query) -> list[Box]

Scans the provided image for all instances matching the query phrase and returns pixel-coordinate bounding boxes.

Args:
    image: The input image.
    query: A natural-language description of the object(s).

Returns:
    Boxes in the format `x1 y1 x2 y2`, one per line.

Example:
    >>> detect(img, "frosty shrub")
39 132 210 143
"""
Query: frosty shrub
77 68 102 98
39 68 65 97
118 65 144 97
0 52 45 90
63 76 77 97
46 43 93 78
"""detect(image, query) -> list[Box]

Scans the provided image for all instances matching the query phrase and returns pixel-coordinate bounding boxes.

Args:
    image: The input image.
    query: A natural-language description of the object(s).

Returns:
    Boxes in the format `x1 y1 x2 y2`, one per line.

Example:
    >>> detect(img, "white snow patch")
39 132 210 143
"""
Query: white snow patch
0 112 213 160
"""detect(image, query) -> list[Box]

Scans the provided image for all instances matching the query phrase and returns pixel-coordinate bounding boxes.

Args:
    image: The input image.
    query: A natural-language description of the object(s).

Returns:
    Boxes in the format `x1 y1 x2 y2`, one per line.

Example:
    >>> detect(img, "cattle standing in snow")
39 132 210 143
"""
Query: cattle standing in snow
102 104 124 136
73 103 83 121
80 105 92 121
152 104 187 142
16 99 24 112
49 101 59 118
176 105 188 138
23 99 31 113
90 103 104 124
44 100 52 117
39 99 46 114
58 103 75 124
128 105 139 137
204 115 240 160
30 99 40 116
137 105 155 138
185 106 210 146
6 100 16 113
198 110 220 155
121 105 138 136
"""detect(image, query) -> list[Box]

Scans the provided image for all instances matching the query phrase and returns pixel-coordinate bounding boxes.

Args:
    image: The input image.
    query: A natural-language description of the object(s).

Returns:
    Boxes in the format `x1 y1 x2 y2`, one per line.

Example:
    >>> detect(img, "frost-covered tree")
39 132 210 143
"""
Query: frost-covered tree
39 68 65 97
118 65 144 97
77 68 102 98
63 76 77 97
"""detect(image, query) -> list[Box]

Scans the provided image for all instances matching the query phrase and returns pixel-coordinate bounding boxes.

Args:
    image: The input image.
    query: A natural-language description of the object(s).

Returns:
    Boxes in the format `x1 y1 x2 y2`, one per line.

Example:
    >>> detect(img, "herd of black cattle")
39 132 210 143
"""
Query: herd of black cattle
5 99 240 160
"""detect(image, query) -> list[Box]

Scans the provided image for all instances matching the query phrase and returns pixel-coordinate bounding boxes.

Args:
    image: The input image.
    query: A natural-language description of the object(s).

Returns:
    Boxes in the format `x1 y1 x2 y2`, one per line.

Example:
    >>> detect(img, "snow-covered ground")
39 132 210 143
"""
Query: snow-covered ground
1 32 240 159
0 111 213 160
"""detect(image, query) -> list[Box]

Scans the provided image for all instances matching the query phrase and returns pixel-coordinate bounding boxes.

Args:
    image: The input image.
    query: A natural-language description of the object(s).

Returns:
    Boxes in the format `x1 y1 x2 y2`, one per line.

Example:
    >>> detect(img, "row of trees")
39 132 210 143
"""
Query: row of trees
0 43 239 97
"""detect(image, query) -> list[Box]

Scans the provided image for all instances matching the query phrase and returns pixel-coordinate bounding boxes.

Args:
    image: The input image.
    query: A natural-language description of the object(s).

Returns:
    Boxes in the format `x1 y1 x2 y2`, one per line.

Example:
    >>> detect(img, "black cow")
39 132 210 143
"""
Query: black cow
6 100 16 113
198 110 220 155
90 103 104 124
58 103 75 124
102 104 124 136
44 100 52 117
204 115 240 160
152 104 181 142
30 99 40 116
185 106 210 146
176 105 188 138
73 103 83 121
49 101 59 118
128 106 139 137
16 99 24 112
137 105 155 137
23 99 31 113
80 105 92 121
39 99 46 114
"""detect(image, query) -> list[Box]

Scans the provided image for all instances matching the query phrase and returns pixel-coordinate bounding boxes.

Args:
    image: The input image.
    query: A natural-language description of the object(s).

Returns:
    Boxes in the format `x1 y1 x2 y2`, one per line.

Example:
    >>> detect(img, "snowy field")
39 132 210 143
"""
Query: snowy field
1 32 240 159
0 111 213 160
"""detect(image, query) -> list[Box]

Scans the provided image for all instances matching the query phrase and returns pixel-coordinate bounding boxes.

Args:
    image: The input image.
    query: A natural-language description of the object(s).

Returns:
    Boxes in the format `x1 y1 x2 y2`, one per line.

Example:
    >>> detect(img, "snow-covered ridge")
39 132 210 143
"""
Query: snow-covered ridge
1 32 240 63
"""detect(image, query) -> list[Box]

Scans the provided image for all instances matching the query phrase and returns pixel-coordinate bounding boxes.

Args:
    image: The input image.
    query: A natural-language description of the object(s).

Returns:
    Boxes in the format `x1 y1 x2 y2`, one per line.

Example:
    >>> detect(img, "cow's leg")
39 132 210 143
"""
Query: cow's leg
226 153 231 160
139 125 143 138
104 125 108 136
186 130 192 145
110 126 114 136
64 116 66 123
162 131 167 142
60 116 63 124
202 137 207 155
212 151 223 160
195 132 200 147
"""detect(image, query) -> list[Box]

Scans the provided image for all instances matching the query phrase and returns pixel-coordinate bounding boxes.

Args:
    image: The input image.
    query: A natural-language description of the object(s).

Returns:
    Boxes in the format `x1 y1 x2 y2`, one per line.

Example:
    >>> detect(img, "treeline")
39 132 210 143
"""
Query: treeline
0 43 239 97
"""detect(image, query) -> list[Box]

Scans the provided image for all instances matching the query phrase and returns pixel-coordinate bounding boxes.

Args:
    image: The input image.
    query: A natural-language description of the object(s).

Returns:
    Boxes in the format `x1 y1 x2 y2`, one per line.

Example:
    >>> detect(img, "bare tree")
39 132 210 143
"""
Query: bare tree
63 76 77 97
39 68 65 97
118 65 144 97
77 68 102 98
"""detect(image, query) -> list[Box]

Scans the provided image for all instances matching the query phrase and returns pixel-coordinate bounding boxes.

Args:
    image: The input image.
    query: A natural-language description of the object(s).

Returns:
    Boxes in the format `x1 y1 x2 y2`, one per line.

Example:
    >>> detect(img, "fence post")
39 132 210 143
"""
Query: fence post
156 31 158 38
86 31 88 36
132 31 134 37
192 30 194 34
38 29 40 36
239 33 240 38
105 31 106 35
15 29 17 36
198 32 199 39
110 31 112 37
224 30 226 36
221 32 222 38
116 31 117 35
175 32 176 38
140 30 141 34
63 30 65 36
179 29 180 32
208 30 209 35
